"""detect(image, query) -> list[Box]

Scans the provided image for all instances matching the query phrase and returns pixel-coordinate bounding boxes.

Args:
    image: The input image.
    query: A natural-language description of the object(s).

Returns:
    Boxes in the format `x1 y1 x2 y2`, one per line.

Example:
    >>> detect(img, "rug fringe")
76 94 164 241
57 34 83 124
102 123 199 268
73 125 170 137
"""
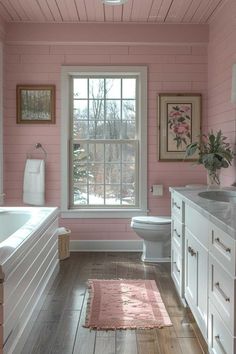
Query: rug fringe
84 280 94 327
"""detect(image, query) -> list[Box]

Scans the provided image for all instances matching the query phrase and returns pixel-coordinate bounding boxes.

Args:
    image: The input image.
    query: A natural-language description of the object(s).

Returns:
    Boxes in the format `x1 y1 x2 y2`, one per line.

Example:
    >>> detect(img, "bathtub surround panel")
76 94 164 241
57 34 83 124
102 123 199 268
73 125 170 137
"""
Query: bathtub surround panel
208 0 236 186
0 207 59 354
3 24 207 243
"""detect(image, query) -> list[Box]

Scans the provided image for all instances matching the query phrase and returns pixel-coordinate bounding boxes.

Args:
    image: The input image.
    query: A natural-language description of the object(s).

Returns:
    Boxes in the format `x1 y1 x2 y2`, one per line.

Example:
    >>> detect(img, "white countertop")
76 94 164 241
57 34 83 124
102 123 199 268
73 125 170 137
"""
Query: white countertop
170 187 236 239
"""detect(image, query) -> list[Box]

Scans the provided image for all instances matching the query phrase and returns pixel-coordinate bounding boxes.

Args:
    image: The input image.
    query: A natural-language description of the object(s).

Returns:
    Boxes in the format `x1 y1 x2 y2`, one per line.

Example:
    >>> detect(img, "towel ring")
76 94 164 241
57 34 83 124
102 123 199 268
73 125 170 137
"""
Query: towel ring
27 143 47 160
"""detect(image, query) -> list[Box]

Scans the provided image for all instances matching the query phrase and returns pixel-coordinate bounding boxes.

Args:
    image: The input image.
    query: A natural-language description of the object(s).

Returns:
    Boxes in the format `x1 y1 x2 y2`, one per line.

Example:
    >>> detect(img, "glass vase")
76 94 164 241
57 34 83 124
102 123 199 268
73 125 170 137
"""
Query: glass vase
207 169 221 188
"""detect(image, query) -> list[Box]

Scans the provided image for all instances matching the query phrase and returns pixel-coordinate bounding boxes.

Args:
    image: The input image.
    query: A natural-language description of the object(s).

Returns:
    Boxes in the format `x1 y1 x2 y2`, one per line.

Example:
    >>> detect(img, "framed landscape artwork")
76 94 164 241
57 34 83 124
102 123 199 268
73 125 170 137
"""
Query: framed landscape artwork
158 93 201 161
17 85 55 124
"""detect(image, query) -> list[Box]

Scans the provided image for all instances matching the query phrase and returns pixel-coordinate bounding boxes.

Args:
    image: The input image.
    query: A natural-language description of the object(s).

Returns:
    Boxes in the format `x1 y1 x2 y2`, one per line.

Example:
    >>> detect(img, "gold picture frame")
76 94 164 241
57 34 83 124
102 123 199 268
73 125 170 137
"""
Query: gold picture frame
158 93 201 161
17 85 56 124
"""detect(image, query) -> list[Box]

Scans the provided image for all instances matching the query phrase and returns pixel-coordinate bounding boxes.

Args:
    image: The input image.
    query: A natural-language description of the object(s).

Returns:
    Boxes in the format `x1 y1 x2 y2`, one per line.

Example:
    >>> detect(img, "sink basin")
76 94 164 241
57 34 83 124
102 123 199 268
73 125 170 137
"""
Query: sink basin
198 190 236 203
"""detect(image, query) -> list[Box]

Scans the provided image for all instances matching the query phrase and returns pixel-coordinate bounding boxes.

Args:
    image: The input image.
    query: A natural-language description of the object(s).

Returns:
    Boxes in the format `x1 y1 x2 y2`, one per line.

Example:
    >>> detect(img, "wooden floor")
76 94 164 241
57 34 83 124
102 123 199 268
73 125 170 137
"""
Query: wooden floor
21 252 209 354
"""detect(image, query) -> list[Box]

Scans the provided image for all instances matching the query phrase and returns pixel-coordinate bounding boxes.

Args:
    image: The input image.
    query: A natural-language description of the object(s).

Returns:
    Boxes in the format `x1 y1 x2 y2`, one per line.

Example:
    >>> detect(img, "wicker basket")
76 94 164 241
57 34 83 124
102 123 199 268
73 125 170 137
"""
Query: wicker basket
58 227 71 260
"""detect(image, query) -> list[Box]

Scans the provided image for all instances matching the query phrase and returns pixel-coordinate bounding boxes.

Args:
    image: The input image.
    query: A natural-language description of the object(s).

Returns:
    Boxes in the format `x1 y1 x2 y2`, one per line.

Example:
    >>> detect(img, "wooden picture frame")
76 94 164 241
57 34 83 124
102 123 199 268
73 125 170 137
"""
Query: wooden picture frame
158 93 201 161
17 85 56 124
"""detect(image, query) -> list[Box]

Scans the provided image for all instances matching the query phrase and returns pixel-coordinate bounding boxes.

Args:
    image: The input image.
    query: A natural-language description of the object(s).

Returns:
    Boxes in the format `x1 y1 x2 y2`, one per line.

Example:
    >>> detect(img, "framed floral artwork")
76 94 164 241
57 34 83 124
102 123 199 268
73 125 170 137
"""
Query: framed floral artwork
158 93 201 161
17 85 56 124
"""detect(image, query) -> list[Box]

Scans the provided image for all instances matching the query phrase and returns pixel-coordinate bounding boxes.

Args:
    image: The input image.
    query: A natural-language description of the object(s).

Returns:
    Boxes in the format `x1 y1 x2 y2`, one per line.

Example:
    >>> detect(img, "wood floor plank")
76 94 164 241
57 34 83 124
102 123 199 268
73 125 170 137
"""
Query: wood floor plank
72 293 96 354
50 310 81 354
94 331 116 354
179 337 205 354
171 315 195 338
155 327 182 354
116 330 138 354
191 322 209 353
136 329 161 354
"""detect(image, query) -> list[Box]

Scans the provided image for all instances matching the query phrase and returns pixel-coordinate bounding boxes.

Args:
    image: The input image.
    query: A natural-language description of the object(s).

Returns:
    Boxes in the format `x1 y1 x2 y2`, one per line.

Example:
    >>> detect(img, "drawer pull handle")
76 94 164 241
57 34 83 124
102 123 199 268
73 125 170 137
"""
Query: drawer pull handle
215 282 230 302
188 246 196 257
215 237 231 253
174 228 181 238
215 335 227 354
173 262 180 273
173 202 181 210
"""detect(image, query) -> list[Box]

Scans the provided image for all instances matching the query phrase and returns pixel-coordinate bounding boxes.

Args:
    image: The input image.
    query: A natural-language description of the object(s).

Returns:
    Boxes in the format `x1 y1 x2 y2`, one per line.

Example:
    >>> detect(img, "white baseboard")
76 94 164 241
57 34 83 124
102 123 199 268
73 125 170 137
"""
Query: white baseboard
70 240 143 252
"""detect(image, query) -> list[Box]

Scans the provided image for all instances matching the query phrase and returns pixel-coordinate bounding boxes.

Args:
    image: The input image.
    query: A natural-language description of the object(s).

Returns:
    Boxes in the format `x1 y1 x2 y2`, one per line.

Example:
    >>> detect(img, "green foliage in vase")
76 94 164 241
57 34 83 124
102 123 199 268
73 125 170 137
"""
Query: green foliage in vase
185 130 234 174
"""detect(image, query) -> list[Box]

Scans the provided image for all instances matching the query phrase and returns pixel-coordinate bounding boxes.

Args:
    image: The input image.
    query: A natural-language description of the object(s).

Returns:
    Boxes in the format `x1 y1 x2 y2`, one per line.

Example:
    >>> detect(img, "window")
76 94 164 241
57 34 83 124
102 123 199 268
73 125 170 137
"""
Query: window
61 67 147 218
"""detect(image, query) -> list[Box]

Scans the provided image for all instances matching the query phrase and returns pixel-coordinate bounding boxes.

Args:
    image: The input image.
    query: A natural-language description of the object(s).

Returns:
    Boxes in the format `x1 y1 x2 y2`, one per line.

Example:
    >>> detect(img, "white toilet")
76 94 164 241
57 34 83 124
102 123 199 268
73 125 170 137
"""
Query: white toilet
131 216 171 263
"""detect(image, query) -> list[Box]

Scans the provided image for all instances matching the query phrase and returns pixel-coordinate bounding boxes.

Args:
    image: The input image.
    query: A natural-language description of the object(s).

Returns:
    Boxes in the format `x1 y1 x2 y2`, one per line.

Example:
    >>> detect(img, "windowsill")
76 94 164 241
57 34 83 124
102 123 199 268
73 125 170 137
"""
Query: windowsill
61 208 148 219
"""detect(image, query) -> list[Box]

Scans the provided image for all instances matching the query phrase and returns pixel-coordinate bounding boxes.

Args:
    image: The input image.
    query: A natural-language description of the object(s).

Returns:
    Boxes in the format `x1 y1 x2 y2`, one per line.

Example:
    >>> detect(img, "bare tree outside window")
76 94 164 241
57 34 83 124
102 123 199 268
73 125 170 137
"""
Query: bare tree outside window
71 76 137 207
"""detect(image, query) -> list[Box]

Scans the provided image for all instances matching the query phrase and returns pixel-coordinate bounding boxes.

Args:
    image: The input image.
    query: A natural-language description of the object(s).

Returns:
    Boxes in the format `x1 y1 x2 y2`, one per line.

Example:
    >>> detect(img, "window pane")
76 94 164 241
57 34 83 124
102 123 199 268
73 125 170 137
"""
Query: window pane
89 144 104 162
105 144 121 162
88 185 104 205
88 163 104 184
89 120 105 139
122 100 135 120
122 164 135 183
105 121 121 139
106 100 121 120
74 79 88 99
122 144 135 163
73 144 89 184
121 121 135 139
74 185 87 205
74 120 88 139
123 78 136 99
89 78 104 99
105 185 121 205
121 184 135 205
89 100 104 120
73 101 88 138
105 164 121 183
106 79 121 99
73 100 88 120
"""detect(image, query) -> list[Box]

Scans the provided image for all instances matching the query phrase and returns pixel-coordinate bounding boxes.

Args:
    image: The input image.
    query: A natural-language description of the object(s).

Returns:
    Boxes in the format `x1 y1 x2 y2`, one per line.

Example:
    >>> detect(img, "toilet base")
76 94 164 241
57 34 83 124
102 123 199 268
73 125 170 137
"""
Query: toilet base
141 240 170 263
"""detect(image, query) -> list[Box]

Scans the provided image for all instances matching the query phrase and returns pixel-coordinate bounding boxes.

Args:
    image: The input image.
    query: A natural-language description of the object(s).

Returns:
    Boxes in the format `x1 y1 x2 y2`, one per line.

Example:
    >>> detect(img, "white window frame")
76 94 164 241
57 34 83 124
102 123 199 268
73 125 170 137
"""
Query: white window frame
61 66 147 218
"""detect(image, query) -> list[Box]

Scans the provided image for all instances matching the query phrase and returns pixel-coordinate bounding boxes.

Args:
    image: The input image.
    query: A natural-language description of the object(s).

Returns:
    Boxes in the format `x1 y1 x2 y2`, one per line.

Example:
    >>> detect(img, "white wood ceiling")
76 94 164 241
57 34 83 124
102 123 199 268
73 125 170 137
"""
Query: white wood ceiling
0 0 226 24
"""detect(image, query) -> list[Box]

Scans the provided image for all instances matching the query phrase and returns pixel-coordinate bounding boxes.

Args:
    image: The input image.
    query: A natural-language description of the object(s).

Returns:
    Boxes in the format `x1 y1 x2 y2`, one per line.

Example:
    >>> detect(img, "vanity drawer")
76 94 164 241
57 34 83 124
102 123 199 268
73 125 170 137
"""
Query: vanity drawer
209 255 236 335
208 303 235 354
185 206 208 249
172 217 183 249
209 223 236 276
172 194 184 222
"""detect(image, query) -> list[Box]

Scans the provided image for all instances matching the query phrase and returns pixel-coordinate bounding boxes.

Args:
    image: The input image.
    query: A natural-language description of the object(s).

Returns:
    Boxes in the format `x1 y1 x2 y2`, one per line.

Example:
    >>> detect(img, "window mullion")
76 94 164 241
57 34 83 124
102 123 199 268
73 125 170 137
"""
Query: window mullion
87 78 90 204
104 78 106 205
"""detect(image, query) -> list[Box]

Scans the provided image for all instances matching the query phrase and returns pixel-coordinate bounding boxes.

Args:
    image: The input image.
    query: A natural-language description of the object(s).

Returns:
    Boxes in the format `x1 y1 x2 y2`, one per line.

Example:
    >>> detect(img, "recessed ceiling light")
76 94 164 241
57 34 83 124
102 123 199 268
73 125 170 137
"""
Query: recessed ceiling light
102 0 128 5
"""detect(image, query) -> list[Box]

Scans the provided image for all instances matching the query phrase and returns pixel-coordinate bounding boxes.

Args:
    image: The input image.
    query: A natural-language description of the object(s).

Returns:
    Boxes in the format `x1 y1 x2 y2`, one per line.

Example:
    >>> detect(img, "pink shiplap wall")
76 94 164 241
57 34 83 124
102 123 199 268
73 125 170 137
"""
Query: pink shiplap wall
208 0 236 186
4 38 207 240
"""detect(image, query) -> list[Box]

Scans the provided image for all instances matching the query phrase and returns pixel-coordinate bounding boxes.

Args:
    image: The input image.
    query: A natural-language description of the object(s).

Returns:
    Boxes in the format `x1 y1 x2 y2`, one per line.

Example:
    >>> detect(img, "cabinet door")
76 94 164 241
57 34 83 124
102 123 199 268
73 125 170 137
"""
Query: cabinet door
185 229 208 339
185 230 197 309
171 240 182 294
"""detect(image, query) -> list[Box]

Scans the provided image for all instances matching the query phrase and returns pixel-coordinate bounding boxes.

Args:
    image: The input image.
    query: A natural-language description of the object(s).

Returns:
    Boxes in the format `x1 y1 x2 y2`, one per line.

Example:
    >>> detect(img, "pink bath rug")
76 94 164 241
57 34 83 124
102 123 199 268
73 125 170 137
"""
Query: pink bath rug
84 279 172 330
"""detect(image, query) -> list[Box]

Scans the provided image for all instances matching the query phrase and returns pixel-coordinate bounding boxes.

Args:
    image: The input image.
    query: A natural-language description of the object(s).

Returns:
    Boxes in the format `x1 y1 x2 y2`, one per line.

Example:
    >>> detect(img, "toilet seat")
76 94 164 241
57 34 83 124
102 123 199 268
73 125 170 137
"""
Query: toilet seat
132 216 171 225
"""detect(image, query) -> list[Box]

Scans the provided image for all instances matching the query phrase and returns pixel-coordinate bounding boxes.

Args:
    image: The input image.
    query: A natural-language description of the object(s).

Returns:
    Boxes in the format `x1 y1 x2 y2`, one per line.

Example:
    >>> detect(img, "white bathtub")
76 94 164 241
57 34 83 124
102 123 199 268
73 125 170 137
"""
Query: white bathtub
0 207 59 354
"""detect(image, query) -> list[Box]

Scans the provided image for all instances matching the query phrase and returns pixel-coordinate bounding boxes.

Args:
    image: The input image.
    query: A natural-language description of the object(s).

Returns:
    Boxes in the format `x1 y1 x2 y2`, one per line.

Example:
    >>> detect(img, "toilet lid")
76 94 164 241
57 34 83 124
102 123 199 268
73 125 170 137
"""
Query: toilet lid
132 216 171 225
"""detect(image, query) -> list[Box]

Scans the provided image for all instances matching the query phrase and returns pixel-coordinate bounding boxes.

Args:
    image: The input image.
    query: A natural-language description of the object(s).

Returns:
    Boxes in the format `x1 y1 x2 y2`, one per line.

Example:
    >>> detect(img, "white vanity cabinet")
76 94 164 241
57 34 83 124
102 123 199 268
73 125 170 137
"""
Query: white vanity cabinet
170 188 236 354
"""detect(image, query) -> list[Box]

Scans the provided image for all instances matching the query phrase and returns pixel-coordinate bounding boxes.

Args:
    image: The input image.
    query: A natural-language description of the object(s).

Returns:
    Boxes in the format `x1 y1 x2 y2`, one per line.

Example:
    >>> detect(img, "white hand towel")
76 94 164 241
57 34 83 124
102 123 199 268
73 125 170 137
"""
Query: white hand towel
23 159 45 206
